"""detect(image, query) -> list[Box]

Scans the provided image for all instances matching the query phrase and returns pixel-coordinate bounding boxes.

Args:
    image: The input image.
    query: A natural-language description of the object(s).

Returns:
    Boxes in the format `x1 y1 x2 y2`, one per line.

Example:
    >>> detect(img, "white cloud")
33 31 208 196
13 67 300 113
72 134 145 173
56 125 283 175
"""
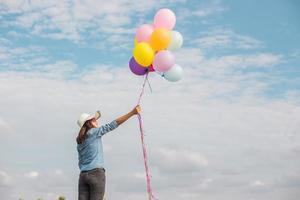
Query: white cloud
54 169 63 176
0 39 49 70
174 47 204 68
0 64 299 199
174 48 281 78
0 118 10 133
151 147 208 173
0 170 12 186
41 60 78 78
196 29 263 50
0 171 13 200
243 53 282 66
199 53 282 71
24 171 39 179
192 53 283 80
251 180 266 187
0 0 184 43
178 1 228 20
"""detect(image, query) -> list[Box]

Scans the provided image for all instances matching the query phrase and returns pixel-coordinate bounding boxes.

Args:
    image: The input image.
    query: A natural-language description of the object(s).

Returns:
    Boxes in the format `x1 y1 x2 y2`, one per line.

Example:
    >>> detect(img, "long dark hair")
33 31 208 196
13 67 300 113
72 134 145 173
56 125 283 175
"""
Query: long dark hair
76 120 93 144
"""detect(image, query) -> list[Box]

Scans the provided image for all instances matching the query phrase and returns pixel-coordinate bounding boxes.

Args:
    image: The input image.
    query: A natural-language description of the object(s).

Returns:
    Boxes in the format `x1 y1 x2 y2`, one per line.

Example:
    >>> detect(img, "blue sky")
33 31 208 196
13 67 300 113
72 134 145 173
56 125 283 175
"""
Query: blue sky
0 0 300 200
0 0 299 94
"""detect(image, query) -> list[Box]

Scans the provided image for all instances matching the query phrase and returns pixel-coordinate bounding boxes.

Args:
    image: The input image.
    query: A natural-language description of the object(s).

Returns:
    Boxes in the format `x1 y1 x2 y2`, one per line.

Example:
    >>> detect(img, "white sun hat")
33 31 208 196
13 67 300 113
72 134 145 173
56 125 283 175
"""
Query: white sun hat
77 111 101 128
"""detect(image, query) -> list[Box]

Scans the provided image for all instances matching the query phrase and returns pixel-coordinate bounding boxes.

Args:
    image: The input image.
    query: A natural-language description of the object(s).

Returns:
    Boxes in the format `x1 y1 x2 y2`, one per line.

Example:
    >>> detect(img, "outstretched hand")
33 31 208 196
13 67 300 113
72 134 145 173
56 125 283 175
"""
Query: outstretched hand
132 105 141 115
116 105 141 126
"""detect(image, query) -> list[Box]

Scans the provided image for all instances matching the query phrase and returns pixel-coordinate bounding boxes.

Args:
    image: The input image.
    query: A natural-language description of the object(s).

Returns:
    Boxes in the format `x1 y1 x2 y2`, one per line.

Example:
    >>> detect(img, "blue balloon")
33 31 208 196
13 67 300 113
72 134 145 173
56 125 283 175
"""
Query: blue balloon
163 64 183 82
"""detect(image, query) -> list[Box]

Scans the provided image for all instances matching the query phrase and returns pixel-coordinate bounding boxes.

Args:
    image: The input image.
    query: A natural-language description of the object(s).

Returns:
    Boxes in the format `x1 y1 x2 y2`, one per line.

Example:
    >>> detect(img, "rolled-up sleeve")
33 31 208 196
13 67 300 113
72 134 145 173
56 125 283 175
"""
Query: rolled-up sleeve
94 120 119 137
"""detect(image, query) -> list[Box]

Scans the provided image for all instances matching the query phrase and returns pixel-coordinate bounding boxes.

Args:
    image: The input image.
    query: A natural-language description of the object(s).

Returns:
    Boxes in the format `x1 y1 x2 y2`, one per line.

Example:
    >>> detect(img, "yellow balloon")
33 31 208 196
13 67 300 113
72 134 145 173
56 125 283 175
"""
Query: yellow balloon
133 42 154 67
149 28 171 51
134 38 138 46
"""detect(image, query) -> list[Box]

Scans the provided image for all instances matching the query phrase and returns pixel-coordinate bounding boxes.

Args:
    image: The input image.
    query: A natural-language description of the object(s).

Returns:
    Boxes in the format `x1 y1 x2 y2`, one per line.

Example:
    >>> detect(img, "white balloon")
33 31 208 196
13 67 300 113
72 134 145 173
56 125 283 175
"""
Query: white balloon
163 64 183 82
167 31 183 51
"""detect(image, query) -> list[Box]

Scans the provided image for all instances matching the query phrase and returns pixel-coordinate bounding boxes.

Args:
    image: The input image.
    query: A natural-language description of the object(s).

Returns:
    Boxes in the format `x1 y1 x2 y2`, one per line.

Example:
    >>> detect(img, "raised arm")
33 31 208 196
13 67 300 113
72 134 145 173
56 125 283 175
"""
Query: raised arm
116 105 141 126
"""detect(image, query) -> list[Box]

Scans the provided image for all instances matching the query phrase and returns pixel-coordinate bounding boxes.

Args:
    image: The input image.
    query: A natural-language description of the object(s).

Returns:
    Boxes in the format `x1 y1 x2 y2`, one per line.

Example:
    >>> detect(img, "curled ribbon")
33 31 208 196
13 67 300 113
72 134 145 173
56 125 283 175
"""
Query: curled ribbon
136 72 158 200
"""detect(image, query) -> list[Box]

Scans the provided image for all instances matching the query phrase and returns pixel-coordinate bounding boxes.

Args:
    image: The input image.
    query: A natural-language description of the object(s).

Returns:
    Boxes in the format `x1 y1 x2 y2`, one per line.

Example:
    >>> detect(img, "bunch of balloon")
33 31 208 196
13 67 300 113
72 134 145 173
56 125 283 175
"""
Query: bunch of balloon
129 8 184 82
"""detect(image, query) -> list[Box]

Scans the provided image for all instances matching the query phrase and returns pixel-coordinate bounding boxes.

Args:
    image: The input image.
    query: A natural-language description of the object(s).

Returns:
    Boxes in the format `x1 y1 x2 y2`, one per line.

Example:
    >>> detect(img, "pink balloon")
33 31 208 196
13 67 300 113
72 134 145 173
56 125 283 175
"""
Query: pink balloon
135 24 154 42
153 50 175 72
153 8 176 30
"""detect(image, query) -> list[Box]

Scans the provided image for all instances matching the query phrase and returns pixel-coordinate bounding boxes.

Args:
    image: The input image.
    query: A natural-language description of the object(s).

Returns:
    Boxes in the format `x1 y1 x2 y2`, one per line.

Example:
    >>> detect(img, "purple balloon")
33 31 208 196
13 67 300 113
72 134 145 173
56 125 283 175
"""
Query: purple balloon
129 57 148 76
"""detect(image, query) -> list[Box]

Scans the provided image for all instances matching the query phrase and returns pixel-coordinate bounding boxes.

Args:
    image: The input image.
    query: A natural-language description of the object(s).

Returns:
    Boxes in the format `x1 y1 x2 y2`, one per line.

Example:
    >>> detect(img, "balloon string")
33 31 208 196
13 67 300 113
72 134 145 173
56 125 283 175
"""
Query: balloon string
137 72 149 105
137 113 158 200
146 75 153 93
136 72 158 200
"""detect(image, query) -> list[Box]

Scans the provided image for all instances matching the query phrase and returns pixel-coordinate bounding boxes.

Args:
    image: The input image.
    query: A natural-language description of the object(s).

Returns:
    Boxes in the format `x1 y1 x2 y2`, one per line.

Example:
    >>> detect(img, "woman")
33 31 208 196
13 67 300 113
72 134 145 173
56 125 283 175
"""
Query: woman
76 105 141 200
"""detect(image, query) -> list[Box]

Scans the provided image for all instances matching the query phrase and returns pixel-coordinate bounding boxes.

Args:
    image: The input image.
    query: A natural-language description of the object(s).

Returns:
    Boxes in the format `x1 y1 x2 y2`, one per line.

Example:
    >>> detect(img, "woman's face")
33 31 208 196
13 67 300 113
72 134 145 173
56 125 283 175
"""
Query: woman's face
87 118 98 128
90 118 98 128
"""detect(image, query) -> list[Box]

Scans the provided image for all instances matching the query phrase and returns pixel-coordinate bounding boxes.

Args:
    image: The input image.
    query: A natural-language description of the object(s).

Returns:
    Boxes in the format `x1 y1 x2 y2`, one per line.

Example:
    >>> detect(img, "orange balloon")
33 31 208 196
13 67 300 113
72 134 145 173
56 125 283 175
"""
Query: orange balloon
149 28 171 51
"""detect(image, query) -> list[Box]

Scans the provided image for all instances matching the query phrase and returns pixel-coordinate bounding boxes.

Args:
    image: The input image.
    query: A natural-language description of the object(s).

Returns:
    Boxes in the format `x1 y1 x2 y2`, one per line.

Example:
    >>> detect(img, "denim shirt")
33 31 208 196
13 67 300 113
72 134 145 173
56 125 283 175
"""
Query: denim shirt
77 120 119 171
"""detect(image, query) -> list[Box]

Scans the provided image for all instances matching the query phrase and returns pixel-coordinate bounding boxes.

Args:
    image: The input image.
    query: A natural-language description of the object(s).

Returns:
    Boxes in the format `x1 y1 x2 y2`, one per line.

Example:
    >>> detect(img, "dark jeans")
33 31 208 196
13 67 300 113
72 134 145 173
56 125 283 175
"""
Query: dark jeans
78 168 106 200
